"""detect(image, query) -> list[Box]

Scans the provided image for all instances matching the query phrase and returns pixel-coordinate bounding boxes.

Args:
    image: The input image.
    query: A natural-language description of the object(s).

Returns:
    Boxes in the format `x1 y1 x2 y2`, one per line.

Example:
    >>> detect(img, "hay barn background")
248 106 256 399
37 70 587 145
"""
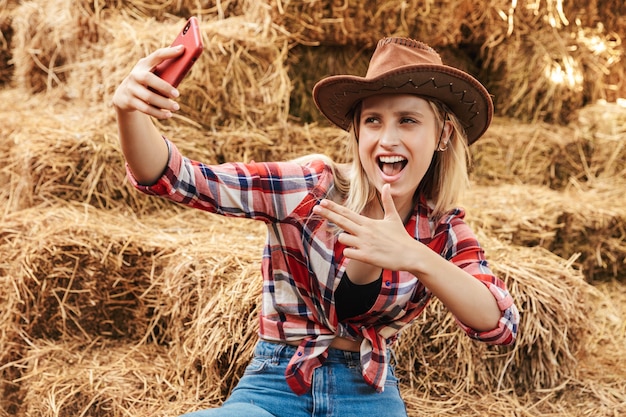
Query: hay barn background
1 0 625 415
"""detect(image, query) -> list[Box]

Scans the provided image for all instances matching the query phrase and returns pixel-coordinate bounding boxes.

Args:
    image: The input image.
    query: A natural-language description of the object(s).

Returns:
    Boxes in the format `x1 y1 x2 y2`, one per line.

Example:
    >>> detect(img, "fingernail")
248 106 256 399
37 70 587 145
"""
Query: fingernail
172 102 180 111
175 45 184 50
171 89 179 98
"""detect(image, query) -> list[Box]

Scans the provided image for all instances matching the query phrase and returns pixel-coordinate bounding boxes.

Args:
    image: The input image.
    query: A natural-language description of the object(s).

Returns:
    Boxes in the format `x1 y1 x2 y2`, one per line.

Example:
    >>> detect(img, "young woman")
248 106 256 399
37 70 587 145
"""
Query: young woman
113 37 519 417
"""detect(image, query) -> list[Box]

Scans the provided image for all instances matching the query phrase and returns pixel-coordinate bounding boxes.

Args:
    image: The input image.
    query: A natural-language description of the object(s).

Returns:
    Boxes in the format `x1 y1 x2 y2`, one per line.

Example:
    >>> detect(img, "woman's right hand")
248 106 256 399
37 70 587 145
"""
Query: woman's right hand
112 46 185 119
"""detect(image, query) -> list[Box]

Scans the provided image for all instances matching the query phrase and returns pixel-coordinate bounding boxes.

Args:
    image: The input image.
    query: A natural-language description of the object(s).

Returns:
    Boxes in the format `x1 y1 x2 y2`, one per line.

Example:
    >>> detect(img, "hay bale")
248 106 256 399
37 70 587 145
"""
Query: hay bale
0 202 619 415
476 2 625 123
1 93 179 215
572 25 624 103
74 15 291 129
395 235 596 393
463 182 626 281
482 31 585 124
472 118 578 188
10 0 104 94
0 204 175 343
463 184 564 247
11 340 223 417
9 1 291 129
153 217 264 396
247 0 483 47
1 199 596 408
570 280 626 415
254 0 625 124
551 180 626 281
8 0 246 92
0 202 175 412
0 201 262 346
472 111 626 189
0 201 266 413
573 99 626 148
564 0 626 102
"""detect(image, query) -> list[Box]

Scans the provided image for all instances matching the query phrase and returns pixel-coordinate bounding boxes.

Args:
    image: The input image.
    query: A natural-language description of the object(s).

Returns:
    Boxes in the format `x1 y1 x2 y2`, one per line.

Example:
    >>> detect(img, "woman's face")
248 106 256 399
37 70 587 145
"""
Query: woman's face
358 94 446 213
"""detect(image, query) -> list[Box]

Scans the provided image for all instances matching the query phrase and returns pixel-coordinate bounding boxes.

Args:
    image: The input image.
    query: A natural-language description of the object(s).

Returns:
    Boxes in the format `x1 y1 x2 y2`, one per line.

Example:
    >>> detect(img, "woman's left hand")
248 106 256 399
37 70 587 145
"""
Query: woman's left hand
313 183 418 270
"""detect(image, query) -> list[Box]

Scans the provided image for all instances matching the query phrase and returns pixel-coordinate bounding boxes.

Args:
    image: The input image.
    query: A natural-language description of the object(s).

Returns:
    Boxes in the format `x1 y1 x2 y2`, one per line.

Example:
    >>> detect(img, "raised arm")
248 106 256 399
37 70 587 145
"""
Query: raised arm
112 46 185 185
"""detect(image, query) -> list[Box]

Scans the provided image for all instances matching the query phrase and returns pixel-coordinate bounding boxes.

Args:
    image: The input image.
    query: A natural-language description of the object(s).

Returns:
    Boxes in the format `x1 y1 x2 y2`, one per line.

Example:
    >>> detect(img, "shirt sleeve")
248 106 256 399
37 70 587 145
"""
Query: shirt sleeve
126 137 328 223
439 210 520 346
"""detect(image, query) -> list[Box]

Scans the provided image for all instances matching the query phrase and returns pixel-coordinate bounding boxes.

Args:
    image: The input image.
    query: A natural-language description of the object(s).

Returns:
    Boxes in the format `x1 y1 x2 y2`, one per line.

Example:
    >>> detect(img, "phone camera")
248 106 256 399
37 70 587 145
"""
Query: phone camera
183 22 190 35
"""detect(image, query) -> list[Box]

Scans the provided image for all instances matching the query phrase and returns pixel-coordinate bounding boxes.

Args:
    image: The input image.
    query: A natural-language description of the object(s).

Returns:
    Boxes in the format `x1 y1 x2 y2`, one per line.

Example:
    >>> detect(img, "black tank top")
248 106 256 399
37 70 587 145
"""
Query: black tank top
335 272 382 322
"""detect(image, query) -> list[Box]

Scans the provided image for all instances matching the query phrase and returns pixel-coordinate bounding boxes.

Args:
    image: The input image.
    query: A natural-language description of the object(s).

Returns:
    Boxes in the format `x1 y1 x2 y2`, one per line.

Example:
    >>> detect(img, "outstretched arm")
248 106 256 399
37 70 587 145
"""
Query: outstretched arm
112 46 185 185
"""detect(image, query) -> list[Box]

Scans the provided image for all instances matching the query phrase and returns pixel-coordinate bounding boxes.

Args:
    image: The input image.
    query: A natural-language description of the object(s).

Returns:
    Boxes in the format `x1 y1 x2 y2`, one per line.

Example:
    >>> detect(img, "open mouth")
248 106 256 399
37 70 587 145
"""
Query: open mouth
378 155 407 176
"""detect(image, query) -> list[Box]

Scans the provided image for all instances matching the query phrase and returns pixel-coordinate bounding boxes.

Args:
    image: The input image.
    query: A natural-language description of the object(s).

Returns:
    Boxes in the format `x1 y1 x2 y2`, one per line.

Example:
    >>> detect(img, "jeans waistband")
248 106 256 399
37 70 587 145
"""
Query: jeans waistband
255 340 362 364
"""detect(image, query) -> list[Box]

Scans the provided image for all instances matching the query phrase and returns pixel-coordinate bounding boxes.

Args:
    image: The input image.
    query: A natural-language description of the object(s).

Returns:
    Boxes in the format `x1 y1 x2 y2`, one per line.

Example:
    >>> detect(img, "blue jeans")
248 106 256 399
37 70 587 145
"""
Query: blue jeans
181 340 408 417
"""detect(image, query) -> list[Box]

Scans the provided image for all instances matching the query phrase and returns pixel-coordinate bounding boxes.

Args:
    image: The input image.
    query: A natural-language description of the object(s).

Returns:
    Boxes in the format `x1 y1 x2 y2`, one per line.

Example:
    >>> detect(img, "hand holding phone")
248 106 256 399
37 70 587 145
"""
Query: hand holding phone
153 17 204 89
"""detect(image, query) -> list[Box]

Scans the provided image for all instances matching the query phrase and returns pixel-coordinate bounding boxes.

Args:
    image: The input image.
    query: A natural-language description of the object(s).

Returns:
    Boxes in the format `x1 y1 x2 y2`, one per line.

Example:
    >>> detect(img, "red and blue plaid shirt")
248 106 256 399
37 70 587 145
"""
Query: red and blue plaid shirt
129 138 519 395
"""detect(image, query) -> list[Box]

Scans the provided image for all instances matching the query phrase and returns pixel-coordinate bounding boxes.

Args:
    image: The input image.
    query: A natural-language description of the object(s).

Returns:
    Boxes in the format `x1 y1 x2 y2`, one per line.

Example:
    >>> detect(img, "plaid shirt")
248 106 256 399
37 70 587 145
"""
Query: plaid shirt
129 138 519 395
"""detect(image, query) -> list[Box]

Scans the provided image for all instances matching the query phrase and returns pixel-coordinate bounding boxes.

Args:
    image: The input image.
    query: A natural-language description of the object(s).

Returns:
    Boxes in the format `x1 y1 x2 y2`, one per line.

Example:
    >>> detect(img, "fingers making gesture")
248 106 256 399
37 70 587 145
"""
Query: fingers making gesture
313 184 418 271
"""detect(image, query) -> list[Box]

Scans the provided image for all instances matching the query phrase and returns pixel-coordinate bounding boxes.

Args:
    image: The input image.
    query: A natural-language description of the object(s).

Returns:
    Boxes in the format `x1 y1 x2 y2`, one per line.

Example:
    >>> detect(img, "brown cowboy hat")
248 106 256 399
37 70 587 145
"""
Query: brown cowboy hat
312 37 493 145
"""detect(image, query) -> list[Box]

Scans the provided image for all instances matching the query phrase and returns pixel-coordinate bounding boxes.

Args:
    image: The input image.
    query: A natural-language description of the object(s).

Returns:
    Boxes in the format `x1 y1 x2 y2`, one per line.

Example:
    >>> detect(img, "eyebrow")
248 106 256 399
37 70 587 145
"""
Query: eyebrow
395 110 426 118
361 109 426 119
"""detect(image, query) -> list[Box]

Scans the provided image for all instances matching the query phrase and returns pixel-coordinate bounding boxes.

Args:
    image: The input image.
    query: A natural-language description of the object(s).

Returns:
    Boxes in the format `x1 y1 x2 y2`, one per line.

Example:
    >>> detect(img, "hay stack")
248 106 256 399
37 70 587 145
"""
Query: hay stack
0 201 266 411
82 15 291 129
10 1 291 129
1 204 172 343
472 108 626 189
395 235 595 393
255 0 626 124
463 182 626 281
484 31 585 124
0 200 596 406
1 0 626 416
247 0 476 47
471 118 577 188
12 340 223 417
10 0 102 94
7 0 626 126
482 26 623 124
0 93 168 215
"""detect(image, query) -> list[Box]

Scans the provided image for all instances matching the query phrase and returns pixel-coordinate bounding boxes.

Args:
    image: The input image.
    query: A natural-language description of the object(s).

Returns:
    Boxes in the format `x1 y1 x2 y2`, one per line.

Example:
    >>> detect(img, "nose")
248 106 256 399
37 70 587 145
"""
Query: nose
379 124 400 147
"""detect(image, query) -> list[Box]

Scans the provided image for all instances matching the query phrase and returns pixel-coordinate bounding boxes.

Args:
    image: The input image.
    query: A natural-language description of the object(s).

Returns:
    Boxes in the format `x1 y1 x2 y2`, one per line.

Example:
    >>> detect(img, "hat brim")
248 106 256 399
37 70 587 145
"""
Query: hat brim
312 64 493 145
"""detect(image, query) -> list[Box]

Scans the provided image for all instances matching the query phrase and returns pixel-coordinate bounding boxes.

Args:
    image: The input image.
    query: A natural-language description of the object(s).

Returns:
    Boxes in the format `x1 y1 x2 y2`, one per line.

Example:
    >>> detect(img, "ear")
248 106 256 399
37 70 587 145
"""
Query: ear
441 118 453 146
436 114 453 151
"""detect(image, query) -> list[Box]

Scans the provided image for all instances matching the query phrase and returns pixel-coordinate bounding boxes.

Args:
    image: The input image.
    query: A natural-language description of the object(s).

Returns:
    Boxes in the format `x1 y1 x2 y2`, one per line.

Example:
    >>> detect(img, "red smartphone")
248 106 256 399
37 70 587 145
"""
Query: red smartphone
153 17 204 88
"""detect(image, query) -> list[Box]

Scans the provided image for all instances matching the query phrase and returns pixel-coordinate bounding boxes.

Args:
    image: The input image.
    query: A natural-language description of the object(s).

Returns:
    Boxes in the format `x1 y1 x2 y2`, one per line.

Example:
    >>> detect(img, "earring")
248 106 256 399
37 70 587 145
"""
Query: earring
437 142 449 152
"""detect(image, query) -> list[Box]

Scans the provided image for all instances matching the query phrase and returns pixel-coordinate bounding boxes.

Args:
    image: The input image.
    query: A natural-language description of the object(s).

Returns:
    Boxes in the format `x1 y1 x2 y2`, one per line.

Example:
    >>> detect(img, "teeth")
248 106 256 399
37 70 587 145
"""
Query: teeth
378 155 406 164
